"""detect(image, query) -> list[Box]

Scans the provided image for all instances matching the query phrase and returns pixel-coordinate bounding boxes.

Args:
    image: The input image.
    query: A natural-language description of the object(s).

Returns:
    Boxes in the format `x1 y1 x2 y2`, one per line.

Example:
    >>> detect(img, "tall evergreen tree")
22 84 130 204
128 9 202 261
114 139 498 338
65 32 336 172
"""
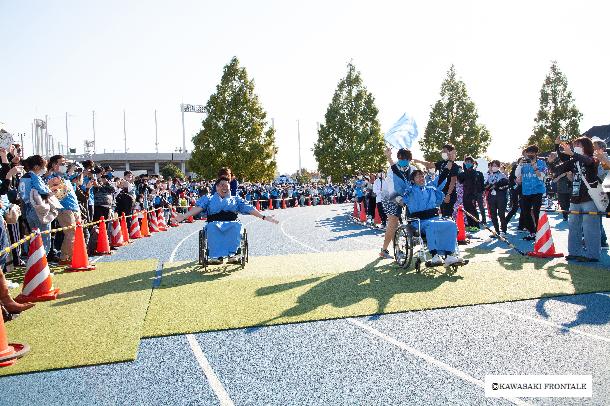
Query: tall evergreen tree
420 65 491 161
189 57 277 181
314 62 385 180
527 61 582 151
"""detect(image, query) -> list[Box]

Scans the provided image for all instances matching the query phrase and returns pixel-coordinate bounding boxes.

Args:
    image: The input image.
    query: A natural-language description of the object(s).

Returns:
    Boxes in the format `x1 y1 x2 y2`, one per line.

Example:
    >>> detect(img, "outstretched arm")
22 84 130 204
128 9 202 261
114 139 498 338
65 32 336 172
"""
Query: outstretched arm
175 206 204 223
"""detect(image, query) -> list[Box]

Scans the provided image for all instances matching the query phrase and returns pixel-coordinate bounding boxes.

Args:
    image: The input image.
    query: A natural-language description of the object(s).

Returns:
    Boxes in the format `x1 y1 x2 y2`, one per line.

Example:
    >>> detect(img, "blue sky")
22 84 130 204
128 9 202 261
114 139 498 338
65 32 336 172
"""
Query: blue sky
1 0 609 174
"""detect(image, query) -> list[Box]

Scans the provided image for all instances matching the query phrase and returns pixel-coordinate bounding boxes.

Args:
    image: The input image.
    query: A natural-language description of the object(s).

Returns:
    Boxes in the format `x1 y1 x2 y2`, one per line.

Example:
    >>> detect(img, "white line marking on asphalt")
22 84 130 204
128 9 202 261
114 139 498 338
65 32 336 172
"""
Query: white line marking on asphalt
487 305 610 343
346 318 533 406
91 255 103 264
186 334 235 406
280 213 320 253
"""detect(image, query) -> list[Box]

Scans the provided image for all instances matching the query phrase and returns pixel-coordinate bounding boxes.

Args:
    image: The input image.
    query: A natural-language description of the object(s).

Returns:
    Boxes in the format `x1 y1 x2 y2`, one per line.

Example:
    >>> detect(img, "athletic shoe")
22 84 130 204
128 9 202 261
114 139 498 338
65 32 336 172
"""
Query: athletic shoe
379 249 393 259
444 255 462 267
429 254 444 266
227 255 241 264
207 257 223 265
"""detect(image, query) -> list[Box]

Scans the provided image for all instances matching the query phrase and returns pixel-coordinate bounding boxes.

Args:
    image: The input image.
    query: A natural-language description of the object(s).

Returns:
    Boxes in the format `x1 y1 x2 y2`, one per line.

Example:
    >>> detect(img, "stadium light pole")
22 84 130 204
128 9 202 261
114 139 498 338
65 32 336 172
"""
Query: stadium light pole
65 112 69 156
92 110 96 155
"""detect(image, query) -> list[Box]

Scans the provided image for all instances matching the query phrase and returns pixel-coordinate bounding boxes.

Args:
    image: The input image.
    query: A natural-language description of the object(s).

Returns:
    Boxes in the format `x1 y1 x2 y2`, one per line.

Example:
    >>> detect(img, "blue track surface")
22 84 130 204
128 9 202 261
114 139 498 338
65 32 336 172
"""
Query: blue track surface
2 204 609 405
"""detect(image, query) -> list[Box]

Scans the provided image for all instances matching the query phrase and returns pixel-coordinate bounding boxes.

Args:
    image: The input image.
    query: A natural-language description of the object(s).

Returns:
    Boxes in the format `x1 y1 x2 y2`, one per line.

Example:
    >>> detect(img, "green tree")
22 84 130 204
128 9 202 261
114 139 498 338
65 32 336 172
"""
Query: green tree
189 57 277 181
420 65 491 161
314 62 385 180
160 163 185 180
527 61 582 151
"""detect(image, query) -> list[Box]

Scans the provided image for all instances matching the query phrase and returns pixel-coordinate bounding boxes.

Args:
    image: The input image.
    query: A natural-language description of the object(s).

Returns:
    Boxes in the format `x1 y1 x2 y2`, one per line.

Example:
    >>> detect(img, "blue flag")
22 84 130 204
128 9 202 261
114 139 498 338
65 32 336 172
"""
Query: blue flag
384 113 418 149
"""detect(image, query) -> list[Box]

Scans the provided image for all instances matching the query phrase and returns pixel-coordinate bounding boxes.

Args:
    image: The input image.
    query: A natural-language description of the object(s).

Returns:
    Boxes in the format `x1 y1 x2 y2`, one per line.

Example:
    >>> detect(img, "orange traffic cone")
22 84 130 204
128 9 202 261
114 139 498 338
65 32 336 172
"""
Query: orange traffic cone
157 208 167 231
374 204 382 225
111 218 125 248
255 200 261 211
268 199 273 210
129 214 142 239
353 201 358 218
281 198 286 209
140 211 151 237
15 231 60 303
95 217 112 254
0 315 30 367
333 196 337 204
359 201 367 223
120 213 130 243
169 207 178 227
65 223 96 272
457 205 468 245
527 212 564 258
187 205 195 223
307 197 312 206
148 209 159 232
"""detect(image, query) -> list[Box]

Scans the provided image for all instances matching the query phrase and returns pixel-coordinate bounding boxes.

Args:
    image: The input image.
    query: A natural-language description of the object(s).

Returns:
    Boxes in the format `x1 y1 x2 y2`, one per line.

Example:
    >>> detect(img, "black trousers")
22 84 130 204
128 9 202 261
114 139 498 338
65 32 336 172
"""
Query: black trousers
463 194 478 227
488 192 508 233
475 192 487 223
521 193 543 234
367 195 376 217
440 193 457 218
557 193 571 220
376 202 387 225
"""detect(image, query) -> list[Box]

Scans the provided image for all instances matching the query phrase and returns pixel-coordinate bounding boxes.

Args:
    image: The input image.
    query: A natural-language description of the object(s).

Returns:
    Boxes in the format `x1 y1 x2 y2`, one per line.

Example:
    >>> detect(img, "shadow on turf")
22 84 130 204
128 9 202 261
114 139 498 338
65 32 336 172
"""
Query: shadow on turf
49 260 240 307
316 213 384 242
256 258 463 325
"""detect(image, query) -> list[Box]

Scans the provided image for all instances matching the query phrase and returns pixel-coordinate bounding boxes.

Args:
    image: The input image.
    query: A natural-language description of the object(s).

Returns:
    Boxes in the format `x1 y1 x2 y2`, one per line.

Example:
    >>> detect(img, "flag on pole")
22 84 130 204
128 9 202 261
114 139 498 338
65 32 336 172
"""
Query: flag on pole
384 113 418 149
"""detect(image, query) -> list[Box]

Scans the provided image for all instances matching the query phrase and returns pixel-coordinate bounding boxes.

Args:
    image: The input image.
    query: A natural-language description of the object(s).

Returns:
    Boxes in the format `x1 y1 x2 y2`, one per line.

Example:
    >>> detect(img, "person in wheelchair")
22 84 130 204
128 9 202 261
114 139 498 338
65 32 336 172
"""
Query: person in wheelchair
176 176 279 264
400 170 464 267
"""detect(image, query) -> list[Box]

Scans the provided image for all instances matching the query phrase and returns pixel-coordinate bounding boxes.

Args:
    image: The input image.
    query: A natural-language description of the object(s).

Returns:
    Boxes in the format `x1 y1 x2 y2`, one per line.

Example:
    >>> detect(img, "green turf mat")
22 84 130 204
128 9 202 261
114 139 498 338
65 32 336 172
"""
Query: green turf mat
143 250 610 337
1 260 157 376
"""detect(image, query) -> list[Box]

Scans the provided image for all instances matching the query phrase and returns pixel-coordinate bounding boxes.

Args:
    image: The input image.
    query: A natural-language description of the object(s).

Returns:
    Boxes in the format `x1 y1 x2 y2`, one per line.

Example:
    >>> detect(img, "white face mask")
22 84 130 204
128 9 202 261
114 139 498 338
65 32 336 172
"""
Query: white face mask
441 152 448 161
574 146 583 155
58 165 67 174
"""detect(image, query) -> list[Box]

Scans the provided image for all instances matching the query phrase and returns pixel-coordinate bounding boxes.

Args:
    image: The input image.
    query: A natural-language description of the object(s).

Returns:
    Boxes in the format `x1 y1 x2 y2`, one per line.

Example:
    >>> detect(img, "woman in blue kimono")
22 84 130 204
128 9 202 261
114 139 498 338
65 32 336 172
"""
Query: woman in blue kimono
177 176 278 264
403 170 464 267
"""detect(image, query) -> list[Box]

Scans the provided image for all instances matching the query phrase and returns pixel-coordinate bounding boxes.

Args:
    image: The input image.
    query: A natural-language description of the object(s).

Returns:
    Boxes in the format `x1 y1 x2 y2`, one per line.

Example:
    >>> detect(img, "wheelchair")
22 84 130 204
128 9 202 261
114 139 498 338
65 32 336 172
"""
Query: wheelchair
393 211 468 273
198 223 249 271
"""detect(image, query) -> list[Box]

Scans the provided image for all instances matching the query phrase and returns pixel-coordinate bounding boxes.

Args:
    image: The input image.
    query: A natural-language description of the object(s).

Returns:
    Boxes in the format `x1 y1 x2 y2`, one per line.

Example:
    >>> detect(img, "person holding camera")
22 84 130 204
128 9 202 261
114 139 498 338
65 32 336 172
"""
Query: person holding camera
515 145 547 241
485 160 509 236
548 136 600 262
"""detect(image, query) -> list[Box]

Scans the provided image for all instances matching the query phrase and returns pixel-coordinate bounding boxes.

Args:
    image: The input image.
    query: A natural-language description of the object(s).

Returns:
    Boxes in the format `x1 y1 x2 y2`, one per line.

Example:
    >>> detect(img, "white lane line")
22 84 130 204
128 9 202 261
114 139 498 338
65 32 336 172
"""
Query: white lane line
346 318 532 406
487 305 610 343
280 213 320 253
186 334 235 406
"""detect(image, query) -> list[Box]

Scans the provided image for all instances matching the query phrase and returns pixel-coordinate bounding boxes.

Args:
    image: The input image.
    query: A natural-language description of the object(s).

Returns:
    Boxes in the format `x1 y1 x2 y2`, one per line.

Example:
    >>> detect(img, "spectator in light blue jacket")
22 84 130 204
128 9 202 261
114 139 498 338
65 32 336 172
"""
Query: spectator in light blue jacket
18 155 53 254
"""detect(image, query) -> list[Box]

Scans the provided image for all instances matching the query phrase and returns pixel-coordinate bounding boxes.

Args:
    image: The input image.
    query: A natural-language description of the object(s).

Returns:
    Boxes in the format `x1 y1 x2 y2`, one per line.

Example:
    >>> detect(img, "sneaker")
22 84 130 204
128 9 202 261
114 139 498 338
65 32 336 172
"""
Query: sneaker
207 257 223 265
227 255 241 264
429 254 444 266
379 249 393 259
444 255 462 267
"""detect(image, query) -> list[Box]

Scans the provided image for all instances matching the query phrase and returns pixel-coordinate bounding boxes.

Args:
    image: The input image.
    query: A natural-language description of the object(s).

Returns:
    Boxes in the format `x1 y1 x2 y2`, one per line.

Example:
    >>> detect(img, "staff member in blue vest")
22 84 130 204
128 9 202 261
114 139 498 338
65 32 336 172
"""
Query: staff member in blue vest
515 145 547 241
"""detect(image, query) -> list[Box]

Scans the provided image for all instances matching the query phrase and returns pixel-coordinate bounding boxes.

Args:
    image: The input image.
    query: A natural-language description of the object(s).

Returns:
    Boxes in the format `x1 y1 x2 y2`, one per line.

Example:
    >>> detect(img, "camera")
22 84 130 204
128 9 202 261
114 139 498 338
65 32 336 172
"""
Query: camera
559 134 570 142
92 165 104 175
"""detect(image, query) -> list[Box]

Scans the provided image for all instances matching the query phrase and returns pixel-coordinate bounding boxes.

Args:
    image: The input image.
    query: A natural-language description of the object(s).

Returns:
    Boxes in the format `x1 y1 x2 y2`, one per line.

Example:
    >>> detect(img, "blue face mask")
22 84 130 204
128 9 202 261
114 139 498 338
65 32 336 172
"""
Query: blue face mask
398 159 409 168
464 163 473 169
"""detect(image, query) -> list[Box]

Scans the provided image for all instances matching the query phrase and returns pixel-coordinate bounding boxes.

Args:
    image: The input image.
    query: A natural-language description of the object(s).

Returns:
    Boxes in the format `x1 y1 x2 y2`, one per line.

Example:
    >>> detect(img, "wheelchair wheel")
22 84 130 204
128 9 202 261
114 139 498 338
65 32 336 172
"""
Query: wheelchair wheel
240 229 249 269
198 229 208 271
393 225 414 269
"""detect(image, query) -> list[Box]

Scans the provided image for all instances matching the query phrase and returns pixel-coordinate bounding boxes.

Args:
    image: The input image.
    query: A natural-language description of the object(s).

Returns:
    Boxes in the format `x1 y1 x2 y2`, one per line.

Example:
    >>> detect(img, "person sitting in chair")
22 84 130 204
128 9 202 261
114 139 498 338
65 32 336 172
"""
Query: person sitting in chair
401 170 464 267
177 176 278 264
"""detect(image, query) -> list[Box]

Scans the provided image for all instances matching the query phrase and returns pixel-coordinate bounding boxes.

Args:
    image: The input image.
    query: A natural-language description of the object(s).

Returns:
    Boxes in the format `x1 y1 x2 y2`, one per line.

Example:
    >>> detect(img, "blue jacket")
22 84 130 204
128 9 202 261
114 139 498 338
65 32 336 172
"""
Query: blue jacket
520 159 546 196
48 173 80 212
18 171 51 204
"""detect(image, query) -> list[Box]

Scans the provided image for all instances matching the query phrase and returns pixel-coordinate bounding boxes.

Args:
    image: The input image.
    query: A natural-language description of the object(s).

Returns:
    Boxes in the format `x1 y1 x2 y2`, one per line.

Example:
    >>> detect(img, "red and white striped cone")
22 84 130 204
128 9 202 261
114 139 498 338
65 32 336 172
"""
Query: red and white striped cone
15 230 60 303
148 210 159 232
169 207 179 227
527 212 564 258
129 215 142 239
111 218 125 248
157 208 167 231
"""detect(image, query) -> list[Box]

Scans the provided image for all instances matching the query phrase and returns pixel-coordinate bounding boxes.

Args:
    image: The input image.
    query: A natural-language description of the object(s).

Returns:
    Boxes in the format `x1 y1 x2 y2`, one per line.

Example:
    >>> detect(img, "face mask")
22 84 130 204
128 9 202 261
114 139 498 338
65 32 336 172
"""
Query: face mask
464 163 473 169
574 146 583 155
58 165 67 174
441 152 448 161
491 166 499 172
397 159 409 167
